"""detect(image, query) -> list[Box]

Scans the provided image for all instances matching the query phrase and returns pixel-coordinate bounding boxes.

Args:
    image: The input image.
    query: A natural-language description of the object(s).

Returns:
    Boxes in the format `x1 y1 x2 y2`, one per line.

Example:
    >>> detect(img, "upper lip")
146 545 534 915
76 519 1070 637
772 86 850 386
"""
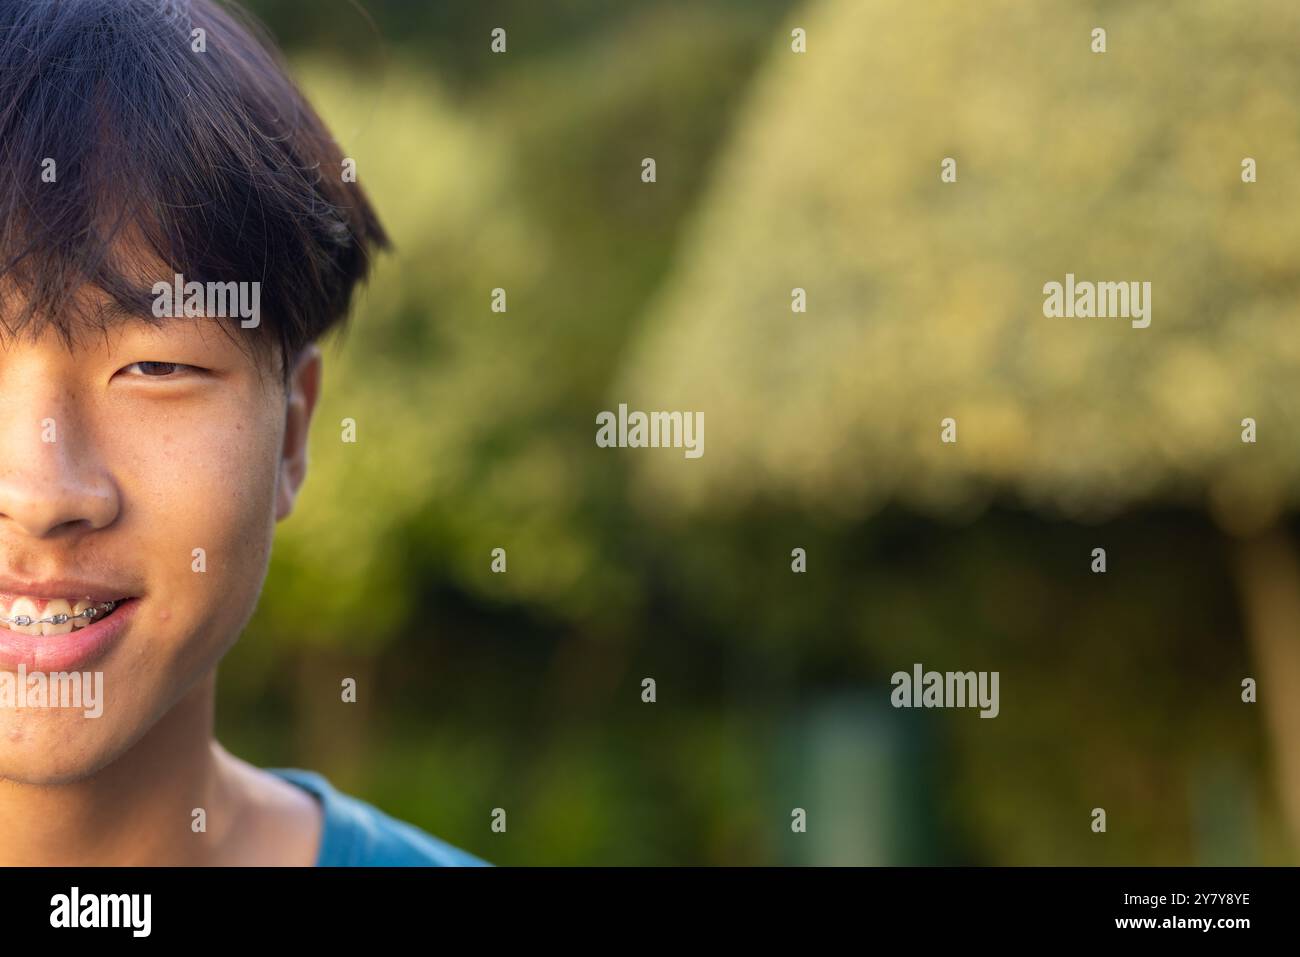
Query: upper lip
0 577 136 603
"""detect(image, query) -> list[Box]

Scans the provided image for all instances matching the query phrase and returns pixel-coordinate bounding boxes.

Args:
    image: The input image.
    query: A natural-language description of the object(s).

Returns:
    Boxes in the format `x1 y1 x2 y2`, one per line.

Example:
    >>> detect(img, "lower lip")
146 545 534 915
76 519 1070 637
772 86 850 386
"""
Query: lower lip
0 598 139 672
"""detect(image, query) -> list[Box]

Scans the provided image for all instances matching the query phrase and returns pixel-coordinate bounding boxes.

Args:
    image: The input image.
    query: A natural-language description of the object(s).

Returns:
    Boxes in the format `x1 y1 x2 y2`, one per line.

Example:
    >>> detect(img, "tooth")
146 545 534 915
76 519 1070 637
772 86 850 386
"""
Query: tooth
71 600 96 631
41 599 74 636
9 597 41 636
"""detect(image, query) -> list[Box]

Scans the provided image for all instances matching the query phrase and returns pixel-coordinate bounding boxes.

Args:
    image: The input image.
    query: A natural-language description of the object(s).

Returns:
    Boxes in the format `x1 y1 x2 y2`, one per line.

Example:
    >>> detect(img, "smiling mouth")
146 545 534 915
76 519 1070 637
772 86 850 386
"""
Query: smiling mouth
0 599 124 635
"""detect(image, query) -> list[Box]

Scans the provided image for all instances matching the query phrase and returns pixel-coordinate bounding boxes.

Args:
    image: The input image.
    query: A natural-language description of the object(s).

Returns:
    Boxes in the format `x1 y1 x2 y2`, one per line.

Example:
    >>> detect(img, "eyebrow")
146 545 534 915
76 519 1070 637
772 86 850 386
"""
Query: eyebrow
0 294 273 381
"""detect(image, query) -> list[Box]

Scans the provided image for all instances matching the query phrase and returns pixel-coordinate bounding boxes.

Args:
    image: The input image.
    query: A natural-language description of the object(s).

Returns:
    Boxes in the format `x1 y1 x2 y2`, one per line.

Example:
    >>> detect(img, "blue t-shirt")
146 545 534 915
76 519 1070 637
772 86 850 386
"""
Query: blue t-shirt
266 767 490 867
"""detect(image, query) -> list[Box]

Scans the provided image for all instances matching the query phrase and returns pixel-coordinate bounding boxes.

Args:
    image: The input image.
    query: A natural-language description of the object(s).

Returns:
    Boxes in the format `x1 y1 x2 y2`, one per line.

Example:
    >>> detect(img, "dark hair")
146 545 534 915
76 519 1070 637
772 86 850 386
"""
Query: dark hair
0 0 388 383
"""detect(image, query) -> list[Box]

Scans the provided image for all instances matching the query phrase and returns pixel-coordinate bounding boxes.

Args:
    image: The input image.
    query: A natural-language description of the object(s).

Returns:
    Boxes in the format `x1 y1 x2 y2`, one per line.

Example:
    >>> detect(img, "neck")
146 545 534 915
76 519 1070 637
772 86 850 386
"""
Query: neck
0 672 240 865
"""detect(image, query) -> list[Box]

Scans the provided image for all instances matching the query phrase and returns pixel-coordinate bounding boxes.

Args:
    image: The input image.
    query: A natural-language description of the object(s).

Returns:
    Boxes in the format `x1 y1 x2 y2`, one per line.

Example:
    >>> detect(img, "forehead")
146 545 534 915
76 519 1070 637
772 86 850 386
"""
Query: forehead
0 251 281 378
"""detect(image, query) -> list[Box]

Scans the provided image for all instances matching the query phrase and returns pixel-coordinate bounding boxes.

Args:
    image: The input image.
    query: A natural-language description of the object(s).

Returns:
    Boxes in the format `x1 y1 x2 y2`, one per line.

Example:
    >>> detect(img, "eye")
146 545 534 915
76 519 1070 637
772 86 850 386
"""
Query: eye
119 361 204 379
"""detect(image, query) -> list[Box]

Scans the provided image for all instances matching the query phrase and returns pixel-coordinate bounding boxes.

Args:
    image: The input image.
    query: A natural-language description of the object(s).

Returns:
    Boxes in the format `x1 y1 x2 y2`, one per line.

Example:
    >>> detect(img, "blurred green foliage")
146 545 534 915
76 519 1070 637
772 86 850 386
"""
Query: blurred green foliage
216 0 1291 864
624 0 1300 531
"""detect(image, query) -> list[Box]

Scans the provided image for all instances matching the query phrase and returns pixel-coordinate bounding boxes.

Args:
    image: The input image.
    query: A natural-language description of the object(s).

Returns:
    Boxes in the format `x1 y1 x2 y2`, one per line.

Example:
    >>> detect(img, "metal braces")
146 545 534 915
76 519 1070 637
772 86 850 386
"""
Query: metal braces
0 600 119 628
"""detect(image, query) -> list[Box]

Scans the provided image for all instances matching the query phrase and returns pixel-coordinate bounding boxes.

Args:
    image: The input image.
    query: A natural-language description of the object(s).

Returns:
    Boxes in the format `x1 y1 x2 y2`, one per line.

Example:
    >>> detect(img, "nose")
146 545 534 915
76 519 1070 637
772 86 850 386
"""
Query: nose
0 397 120 539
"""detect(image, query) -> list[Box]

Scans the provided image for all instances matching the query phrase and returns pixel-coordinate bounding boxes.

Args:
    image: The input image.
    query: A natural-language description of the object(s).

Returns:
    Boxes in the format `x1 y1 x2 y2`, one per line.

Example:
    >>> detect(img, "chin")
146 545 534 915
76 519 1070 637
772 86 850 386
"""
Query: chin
0 710 134 785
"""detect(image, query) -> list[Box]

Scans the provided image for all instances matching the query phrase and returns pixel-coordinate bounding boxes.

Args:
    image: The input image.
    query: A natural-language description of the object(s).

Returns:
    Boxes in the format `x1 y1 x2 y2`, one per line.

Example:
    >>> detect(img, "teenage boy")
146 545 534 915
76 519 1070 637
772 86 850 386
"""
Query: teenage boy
0 0 487 866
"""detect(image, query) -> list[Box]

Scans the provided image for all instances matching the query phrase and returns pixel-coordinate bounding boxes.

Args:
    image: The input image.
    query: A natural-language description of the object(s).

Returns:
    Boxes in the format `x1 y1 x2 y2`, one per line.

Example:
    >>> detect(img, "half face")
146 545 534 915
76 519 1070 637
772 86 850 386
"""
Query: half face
0 295 317 784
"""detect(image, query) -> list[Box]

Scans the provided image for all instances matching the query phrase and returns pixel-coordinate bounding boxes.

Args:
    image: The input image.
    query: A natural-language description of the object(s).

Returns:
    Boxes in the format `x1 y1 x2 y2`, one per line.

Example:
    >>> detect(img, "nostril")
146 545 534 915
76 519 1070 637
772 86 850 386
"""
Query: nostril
0 506 115 540
0 463 121 537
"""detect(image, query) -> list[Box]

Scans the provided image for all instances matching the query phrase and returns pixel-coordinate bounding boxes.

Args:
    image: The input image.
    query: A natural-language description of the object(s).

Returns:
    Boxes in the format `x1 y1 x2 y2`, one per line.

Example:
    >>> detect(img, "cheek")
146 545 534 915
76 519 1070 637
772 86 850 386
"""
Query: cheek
110 403 284 647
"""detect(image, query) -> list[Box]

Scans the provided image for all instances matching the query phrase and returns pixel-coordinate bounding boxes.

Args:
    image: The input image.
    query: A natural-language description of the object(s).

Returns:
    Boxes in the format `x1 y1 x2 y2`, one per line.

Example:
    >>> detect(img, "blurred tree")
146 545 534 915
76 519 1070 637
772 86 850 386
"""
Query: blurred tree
226 2 804 823
244 0 795 90
620 0 1300 851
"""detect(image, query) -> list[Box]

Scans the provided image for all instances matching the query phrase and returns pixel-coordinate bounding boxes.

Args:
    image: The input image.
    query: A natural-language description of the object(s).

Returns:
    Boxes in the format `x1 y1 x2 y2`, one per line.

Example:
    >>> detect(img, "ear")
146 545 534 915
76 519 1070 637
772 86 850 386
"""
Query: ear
275 344 323 522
